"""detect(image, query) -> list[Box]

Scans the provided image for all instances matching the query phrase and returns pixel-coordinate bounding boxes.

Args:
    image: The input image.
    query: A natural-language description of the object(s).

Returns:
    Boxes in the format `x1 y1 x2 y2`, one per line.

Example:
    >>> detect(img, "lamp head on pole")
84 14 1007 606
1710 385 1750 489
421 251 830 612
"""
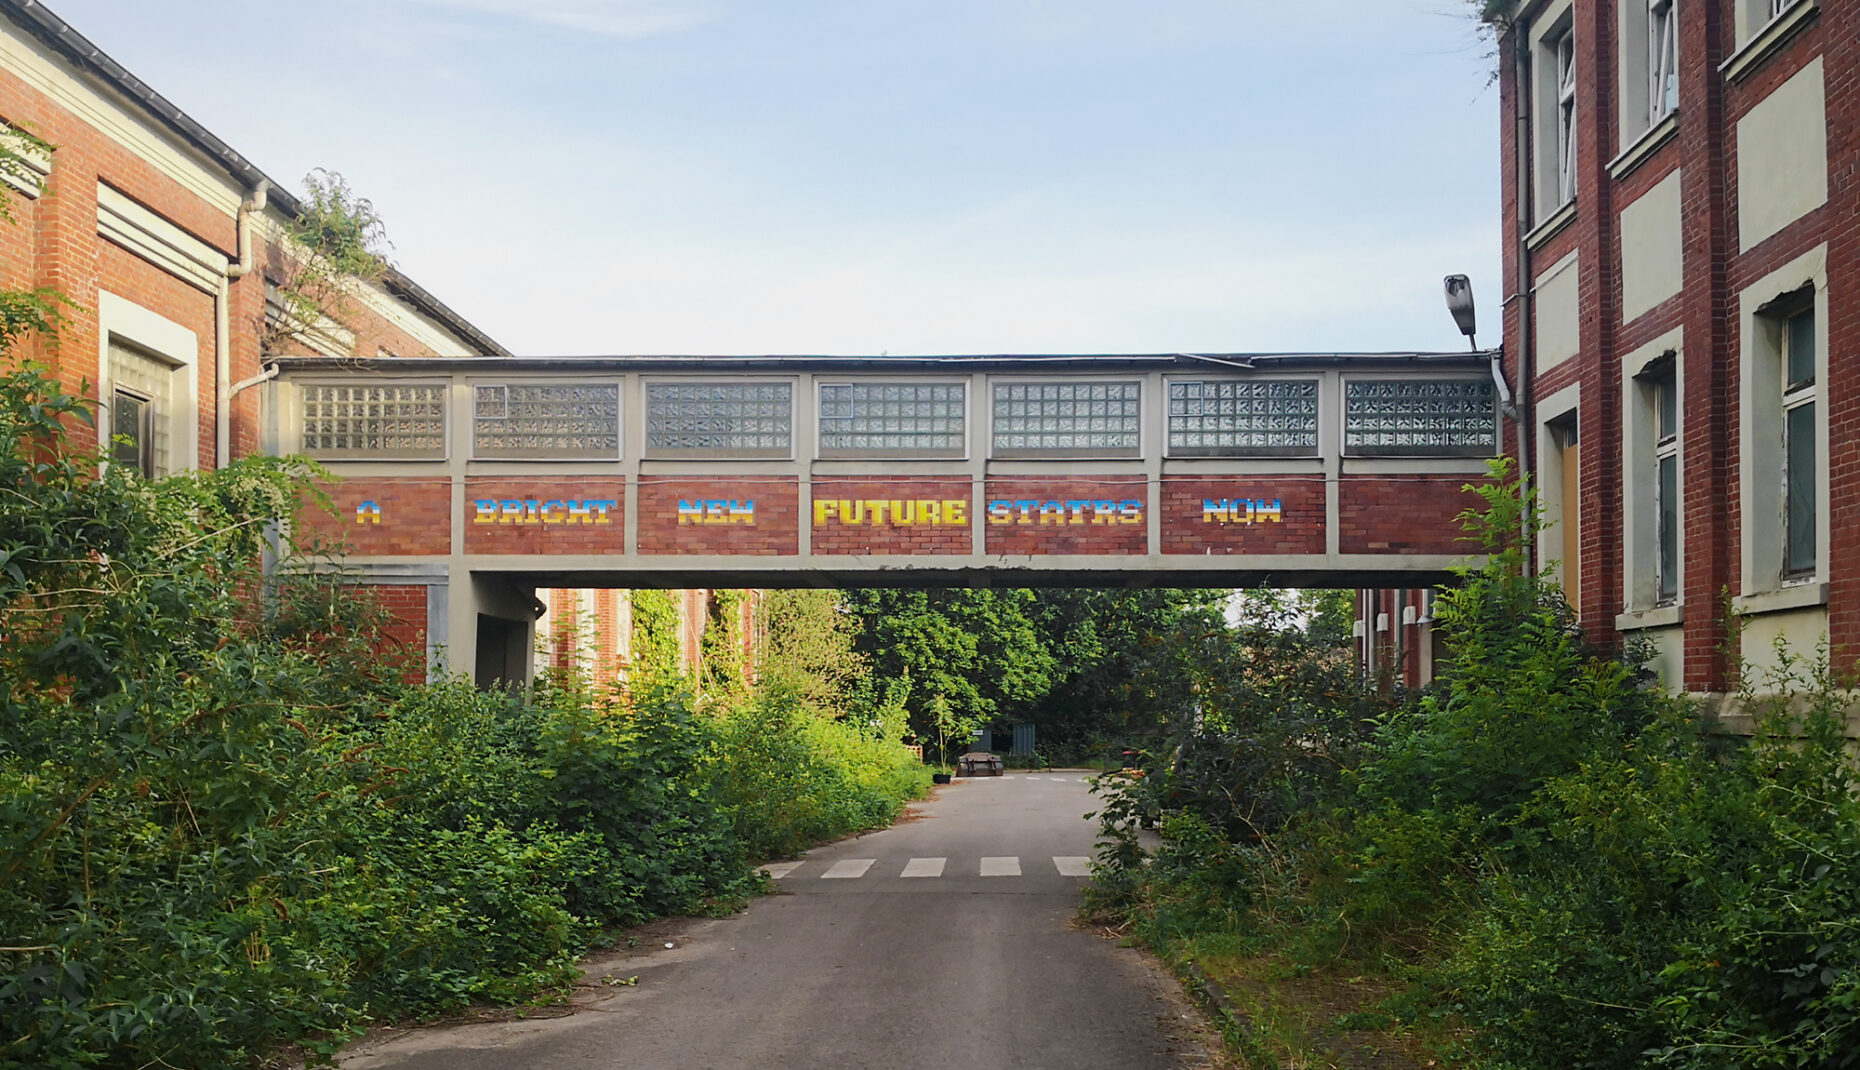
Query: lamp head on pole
1443 274 1478 349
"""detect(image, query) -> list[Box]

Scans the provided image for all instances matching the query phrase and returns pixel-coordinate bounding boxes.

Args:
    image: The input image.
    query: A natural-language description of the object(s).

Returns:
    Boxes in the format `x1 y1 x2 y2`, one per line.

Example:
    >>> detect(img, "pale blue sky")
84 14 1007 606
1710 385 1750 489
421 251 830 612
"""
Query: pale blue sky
50 0 1501 356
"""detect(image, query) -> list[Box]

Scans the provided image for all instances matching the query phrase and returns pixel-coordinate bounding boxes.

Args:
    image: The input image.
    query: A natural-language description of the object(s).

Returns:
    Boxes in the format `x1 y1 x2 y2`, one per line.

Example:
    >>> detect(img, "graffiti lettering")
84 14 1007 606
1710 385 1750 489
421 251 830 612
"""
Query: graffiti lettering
678 500 757 525
1202 498 1284 525
472 499 617 525
985 499 1143 525
355 500 383 525
814 499 968 526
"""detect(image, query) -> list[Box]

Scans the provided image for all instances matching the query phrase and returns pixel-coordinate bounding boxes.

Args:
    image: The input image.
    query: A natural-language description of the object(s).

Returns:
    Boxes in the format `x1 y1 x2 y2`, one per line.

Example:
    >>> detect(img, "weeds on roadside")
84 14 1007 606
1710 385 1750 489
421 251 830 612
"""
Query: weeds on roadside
1087 459 1860 1069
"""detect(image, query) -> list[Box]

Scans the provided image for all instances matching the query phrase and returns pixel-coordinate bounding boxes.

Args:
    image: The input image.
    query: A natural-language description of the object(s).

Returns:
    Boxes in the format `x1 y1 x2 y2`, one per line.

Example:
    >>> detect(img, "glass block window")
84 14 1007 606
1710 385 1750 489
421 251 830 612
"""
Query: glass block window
818 382 965 456
991 381 1141 457
301 383 447 459
473 383 620 460
646 382 793 457
107 341 179 477
1345 379 1498 455
1168 379 1318 455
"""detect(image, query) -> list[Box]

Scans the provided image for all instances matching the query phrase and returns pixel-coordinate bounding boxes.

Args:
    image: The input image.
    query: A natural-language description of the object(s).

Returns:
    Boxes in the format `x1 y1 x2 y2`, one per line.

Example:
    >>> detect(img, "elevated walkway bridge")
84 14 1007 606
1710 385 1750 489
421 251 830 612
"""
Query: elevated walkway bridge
263 352 1502 681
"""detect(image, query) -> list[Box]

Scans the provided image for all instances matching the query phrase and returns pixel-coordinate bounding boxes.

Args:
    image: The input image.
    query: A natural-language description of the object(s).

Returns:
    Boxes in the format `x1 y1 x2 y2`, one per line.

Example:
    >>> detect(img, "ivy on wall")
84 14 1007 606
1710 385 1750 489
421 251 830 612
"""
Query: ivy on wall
627 589 681 684
702 589 750 698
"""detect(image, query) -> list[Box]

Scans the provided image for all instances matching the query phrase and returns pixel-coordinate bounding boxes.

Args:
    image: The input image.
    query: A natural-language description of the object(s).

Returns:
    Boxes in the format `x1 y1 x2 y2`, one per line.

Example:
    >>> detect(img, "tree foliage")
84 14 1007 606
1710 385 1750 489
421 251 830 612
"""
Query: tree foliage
0 150 931 1065
1089 460 1860 1069
756 588 869 716
263 169 392 355
841 587 1223 759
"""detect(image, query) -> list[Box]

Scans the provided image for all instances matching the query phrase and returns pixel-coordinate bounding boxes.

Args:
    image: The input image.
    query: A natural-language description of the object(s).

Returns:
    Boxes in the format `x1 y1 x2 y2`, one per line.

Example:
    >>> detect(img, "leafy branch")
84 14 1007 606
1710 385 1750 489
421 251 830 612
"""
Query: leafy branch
261 169 393 356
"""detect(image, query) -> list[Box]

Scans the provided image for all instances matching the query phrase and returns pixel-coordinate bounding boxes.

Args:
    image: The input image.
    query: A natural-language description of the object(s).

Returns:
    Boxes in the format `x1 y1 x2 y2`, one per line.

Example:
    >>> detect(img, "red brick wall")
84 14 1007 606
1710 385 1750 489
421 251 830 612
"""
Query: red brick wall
464 478 628 554
1161 476 1326 555
983 477 1149 556
1339 475 1485 556
637 477 799 556
298 477 452 556
368 582 428 684
0 60 484 470
811 477 974 555
1488 3 1859 689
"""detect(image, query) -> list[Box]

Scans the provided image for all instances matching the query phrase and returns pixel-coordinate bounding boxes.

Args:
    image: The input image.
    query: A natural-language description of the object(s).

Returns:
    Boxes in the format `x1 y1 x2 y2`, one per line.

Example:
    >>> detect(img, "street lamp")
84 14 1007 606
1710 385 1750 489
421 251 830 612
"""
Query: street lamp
1444 274 1478 350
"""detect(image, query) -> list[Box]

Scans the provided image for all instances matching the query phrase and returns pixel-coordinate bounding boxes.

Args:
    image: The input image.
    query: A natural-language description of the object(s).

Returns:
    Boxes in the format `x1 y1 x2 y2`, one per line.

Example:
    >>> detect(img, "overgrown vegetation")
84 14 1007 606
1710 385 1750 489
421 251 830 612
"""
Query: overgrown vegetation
1088 462 1860 1069
0 359 924 1063
843 586 1225 762
261 169 391 355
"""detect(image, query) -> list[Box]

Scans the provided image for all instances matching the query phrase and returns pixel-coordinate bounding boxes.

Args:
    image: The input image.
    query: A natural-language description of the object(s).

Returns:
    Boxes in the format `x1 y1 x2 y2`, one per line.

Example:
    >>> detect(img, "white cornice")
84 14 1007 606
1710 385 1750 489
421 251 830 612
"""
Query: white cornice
0 123 49 198
96 181 227 294
0 23 244 215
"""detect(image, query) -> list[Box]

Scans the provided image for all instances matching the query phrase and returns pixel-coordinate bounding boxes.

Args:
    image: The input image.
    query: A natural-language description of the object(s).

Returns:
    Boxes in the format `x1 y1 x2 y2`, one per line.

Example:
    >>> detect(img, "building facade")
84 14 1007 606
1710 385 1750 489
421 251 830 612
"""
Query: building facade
0 1 514 670
1366 0 1856 697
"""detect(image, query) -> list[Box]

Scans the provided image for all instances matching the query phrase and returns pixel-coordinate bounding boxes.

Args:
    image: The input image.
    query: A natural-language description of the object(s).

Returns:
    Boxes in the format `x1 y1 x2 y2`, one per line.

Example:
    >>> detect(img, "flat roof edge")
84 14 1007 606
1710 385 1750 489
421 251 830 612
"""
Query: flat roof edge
268 350 1502 374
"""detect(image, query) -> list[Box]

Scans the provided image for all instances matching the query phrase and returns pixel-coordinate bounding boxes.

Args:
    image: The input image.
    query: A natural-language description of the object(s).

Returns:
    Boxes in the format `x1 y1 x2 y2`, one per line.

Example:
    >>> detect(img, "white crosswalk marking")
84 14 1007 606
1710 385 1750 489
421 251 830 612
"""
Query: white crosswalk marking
822 858 876 879
900 857 946 878
979 856 1021 877
760 861 803 879
1053 856 1092 877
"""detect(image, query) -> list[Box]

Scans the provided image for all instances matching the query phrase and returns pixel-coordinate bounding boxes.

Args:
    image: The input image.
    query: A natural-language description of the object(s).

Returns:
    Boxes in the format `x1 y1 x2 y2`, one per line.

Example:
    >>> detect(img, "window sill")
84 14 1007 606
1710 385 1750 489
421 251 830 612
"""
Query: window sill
1607 112 1680 182
1524 201 1577 251
1616 603 1684 631
1732 581 1828 617
1722 0 1819 84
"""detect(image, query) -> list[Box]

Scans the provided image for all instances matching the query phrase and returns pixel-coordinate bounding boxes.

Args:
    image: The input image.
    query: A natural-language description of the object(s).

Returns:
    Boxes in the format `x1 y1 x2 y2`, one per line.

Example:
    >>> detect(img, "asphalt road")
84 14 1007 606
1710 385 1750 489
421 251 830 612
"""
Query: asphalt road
338 772 1215 1069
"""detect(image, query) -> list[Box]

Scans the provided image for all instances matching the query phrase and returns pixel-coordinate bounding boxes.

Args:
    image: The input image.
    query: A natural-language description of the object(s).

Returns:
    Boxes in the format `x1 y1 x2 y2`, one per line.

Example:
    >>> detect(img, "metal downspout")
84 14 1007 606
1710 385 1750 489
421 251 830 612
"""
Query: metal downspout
1512 19 1536 567
216 180 270 467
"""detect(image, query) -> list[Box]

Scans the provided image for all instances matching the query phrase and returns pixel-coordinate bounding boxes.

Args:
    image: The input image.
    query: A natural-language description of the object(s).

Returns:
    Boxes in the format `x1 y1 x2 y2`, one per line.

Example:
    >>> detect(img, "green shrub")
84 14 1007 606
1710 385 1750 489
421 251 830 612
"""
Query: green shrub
1448 676 1860 1070
1087 461 1860 1070
0 364 915 1068
714 683 930 859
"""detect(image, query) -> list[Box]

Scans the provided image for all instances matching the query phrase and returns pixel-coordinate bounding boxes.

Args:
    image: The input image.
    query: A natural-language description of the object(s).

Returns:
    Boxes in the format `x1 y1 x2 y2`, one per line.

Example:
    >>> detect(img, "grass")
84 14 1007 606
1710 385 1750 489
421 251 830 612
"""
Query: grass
1137 927 1468 1069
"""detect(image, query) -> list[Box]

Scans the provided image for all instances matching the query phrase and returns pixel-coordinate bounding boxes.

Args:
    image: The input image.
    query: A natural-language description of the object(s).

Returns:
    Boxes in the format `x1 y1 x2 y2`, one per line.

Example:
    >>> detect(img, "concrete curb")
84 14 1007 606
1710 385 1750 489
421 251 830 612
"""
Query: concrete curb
1180 961 1246 1025
1178 958 1270 1062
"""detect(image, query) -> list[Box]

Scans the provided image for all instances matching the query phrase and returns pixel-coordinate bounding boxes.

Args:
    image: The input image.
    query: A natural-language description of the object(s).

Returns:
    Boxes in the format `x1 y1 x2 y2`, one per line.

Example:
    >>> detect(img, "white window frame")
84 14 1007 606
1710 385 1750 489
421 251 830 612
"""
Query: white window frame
641 378 797 461
108 383 156 477
1648 0 1678 126
294 379 452 462
1729 0 1814 54
1529 2 1579 222
986 377 1144 460
1534 382 1581 586
1736 245 1828 605
1621 333 1684 615
1162 376 1322 458
814 379 970 461
94 291 199 477
467 379 623 463
1653 375 1681 603
1778 304 1816 580
1555 30 1578 206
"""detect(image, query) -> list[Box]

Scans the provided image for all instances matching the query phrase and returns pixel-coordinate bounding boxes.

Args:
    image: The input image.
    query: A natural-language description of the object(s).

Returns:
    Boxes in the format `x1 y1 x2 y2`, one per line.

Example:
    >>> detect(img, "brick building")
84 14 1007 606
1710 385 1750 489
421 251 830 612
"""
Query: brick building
0 2 849 691
0 2 506 459
1363 0 1855 697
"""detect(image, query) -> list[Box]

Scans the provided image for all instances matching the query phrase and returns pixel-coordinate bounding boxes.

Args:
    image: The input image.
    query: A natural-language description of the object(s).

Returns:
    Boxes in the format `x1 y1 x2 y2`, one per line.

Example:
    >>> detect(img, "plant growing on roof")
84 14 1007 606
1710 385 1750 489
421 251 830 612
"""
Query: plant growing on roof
261 168 392 356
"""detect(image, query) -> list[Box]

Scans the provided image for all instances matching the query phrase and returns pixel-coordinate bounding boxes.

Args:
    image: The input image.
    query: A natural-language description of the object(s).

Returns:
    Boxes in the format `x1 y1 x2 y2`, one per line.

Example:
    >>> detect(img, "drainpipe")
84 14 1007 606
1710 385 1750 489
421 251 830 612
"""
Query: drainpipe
215 179 270 467
227 363 277 399
1511 18 1536 566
